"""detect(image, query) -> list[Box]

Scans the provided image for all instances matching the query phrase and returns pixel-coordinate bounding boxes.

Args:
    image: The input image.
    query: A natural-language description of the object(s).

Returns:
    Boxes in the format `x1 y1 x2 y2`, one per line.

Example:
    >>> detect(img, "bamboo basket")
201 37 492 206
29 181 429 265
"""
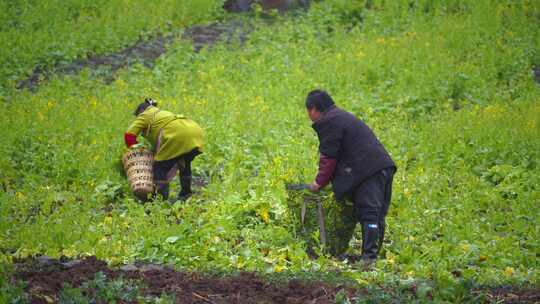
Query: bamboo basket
122 148 154 199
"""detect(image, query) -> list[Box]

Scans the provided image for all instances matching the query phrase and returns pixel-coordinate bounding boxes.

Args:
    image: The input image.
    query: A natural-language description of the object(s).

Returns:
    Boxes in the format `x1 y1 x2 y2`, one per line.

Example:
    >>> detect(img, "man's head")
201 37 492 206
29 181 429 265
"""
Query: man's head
305 89 335 122
133 98 158 116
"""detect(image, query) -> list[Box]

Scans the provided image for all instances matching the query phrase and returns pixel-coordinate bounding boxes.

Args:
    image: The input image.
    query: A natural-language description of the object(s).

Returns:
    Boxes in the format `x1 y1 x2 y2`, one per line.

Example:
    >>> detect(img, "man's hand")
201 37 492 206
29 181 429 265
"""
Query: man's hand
309 182 321 193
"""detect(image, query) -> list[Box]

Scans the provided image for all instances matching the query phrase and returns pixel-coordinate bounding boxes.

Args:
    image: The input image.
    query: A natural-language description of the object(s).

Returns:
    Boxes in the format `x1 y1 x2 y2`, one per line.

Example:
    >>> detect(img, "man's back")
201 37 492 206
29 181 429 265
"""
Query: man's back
312 106 395 199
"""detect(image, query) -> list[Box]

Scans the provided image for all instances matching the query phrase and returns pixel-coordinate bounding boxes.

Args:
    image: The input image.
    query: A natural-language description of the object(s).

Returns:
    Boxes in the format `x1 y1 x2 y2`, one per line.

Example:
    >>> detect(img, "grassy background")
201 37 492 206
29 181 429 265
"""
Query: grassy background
1 0 539 301
0 0 224 93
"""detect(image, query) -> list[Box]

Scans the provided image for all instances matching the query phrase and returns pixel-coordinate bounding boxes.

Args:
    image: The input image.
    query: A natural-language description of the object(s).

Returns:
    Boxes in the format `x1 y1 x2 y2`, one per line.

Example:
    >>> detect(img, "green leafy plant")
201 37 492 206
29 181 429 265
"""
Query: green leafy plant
0 0 539 302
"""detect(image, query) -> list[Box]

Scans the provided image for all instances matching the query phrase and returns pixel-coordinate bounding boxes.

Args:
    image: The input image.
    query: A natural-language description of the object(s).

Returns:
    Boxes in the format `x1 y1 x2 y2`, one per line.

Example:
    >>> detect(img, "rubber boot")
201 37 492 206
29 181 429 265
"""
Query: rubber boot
378 219 386 255
177 175 192 201
361 222 380 261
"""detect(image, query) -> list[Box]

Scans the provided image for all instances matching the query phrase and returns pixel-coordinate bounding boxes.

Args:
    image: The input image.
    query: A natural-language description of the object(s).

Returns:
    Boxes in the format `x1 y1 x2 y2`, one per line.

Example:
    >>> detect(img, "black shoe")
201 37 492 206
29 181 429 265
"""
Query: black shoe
337 253 362 263
177 191 193 201
167 191 193 204
180 176 192 195
361 222 380 260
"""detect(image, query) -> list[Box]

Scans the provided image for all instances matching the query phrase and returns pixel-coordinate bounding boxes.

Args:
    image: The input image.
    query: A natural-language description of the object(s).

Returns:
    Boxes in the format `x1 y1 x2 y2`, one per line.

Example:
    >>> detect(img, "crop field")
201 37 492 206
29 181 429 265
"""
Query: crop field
1 0 539 303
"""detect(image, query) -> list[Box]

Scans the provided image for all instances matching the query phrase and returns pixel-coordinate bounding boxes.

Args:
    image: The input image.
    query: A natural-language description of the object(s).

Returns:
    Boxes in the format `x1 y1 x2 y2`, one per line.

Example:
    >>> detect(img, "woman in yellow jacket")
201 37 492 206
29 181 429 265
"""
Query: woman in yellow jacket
125 98 203 201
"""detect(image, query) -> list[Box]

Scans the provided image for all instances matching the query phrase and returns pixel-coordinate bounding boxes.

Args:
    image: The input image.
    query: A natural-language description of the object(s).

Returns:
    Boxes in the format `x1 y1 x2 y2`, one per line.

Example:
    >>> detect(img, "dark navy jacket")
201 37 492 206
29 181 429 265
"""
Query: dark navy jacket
312 106 396 200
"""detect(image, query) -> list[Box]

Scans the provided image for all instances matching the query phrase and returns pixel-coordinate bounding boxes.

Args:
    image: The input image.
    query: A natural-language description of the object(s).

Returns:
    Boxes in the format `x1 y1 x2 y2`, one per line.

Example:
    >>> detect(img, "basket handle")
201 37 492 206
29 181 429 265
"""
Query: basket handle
144 108 164 154
144 108 160 138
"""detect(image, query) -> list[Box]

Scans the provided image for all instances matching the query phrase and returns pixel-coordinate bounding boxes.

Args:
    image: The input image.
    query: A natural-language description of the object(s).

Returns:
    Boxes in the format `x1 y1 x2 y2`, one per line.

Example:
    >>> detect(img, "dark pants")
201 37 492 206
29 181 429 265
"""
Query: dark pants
153 149 201 200
352 167 395 223
351 167 395 259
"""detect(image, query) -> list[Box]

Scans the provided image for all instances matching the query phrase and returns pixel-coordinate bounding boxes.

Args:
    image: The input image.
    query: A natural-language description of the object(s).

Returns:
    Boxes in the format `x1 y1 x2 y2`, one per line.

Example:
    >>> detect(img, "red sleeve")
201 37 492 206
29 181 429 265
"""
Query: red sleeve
124 132 138 147
315 153 337 187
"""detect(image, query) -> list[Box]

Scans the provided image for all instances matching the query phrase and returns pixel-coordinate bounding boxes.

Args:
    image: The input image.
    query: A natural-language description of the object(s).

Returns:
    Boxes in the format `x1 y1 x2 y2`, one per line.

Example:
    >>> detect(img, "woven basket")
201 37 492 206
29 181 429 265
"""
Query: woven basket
122 148 154 199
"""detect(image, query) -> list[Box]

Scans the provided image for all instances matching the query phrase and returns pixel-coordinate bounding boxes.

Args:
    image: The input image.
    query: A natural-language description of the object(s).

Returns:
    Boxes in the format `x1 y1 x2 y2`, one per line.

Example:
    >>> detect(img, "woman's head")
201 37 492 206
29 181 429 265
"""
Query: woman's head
133 98 158 116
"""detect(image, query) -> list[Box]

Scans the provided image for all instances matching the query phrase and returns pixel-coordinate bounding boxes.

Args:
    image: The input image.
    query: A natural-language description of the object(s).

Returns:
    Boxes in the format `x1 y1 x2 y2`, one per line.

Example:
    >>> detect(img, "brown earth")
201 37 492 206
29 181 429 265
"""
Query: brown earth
11 256 540 304
224 0 310 13
16 1 310 92
16 33 176 91
480 286 540 304
13 256 355 304
16 21 245 92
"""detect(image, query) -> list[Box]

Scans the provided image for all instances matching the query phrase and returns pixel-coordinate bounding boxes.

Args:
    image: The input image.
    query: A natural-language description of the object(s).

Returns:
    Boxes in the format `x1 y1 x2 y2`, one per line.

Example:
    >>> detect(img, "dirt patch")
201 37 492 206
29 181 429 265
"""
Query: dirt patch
134 269 351 304
224 0 310 13
13 256 355 303
16 1 310 92
184 20 252 52
17 33 177 92
15 256 115 302
16 19 251 92
481 286 540 304
11 256 540 303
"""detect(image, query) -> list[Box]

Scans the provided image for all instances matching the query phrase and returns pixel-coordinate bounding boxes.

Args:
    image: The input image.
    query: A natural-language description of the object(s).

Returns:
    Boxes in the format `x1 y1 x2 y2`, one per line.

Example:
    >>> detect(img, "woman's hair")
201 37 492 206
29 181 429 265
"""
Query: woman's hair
133 98 158 116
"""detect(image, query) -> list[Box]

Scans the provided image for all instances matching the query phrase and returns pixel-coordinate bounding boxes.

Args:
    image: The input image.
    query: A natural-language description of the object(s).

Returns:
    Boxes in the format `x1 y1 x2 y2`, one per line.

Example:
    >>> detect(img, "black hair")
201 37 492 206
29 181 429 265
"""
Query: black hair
133 98 158 116
305 89 335 112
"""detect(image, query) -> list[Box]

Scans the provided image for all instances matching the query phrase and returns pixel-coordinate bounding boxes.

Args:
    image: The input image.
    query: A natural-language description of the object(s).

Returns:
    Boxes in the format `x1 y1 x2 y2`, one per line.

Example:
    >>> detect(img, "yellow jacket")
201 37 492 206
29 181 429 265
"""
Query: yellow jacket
126 107 203 161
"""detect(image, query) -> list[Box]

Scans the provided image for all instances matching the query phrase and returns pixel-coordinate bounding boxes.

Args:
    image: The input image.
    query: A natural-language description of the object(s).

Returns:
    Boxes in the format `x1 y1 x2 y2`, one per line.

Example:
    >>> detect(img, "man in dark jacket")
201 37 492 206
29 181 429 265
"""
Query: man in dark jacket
306 89 396 262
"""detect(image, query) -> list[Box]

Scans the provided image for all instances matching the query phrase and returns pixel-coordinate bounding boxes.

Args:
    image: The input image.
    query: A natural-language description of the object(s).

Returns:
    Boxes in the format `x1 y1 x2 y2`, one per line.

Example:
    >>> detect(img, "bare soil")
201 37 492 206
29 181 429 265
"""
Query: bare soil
13 256 355 304
16 0 311 92
11 256 539 304
481 286 540 304
16 20 248 92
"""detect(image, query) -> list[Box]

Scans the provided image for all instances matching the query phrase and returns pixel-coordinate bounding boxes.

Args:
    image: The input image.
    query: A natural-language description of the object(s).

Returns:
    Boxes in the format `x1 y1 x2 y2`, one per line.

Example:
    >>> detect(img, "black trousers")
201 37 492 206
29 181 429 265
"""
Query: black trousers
153 148 201 199
351 167 395 224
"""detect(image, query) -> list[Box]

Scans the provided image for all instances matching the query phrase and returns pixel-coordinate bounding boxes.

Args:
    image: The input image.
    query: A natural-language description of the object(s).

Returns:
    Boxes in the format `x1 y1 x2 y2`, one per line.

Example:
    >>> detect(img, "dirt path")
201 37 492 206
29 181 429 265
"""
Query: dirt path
10 256 540 304
14 256 355 303
16 20 250 92
16 1 310 92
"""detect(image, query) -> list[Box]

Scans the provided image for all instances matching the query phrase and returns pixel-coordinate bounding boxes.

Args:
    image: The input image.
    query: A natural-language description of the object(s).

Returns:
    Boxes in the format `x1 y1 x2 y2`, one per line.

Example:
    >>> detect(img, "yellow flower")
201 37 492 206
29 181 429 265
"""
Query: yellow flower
62 247 77 257
15 192 25 200
274 265 285 273
89 96 97 108
504 267 514 277
108 257 121 266
104 216 113 225
258 208 270 223
404 188 411 198
406 31 417 38
116 78 127 89
356 278 369 285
